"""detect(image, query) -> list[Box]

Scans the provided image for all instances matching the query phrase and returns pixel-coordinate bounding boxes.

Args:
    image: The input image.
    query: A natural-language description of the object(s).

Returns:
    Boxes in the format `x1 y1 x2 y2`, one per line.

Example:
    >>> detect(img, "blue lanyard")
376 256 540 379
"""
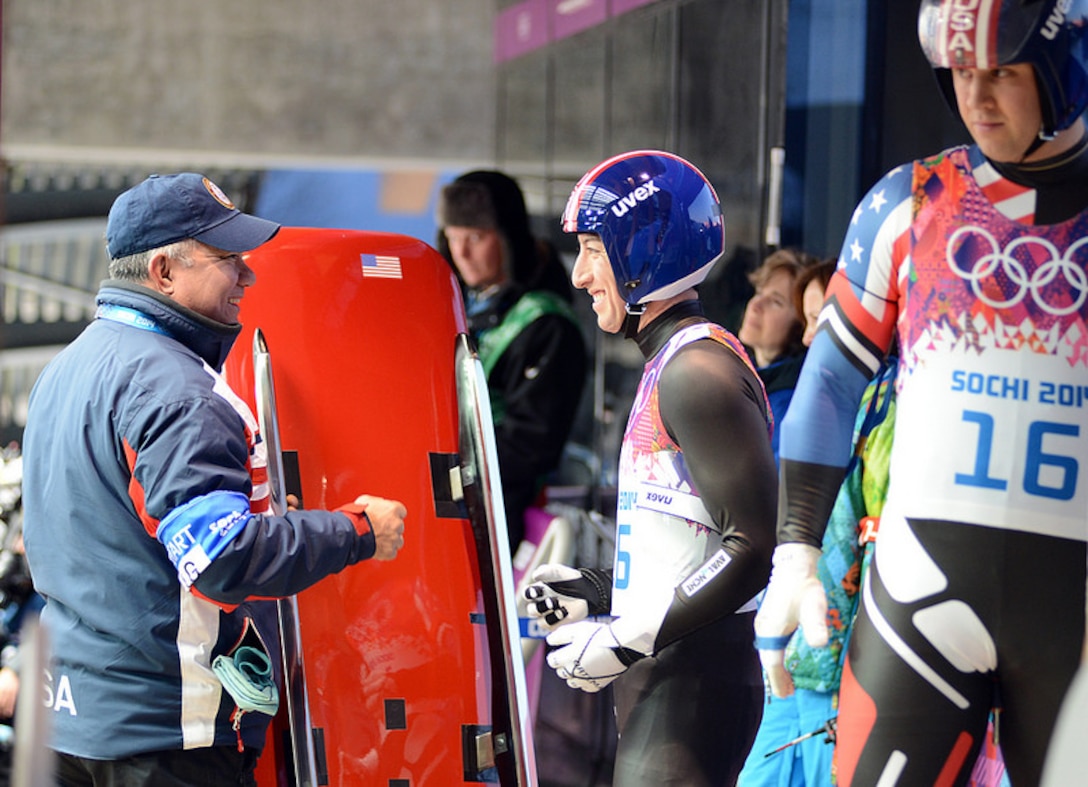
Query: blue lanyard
95 304 172 337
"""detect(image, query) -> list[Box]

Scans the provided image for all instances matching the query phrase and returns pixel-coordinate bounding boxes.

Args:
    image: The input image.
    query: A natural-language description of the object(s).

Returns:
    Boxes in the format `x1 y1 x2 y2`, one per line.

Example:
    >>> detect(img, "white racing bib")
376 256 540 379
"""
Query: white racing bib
887 345 1087 541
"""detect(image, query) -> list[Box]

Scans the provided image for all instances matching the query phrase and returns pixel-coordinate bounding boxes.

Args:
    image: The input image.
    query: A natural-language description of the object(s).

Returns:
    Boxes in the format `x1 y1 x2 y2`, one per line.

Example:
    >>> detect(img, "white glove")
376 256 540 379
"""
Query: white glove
523 564 610 632
753 543 827 698
545 620 645 693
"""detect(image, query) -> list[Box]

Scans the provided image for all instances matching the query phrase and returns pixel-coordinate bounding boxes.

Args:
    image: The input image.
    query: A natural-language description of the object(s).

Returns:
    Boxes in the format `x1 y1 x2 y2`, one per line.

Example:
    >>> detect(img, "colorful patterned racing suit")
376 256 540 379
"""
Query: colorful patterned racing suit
608 301 777 786
779 144 1088 785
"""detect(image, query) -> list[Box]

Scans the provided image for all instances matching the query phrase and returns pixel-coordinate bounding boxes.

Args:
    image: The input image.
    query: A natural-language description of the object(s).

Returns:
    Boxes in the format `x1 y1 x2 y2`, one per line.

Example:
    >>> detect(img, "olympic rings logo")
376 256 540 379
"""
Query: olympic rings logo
946 226 1088 316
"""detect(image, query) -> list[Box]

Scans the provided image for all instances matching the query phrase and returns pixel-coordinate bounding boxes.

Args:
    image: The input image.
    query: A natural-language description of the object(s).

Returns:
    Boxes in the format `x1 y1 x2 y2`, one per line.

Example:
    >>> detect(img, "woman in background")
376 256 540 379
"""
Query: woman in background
737 249 817 464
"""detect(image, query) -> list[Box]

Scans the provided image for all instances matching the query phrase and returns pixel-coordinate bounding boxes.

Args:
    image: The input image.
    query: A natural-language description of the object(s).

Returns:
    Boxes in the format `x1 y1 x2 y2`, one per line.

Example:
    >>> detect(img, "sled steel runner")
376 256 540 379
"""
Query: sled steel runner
254 329 320 787
454 334 538 786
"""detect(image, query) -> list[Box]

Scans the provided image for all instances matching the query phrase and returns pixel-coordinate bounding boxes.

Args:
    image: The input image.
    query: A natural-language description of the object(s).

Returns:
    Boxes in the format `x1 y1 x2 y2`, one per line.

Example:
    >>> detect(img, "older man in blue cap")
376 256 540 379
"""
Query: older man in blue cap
21 174 407 786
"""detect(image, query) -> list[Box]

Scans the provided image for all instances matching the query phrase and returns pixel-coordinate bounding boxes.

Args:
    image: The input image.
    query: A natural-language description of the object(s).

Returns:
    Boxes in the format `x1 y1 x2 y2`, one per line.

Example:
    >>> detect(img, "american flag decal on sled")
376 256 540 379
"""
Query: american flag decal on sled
360 253 402 279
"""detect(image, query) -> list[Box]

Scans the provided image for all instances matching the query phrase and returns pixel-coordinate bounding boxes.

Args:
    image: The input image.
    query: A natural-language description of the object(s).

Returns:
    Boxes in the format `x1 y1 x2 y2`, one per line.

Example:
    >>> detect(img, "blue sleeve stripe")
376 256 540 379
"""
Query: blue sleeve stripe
156 490 251 588
780 331 873 468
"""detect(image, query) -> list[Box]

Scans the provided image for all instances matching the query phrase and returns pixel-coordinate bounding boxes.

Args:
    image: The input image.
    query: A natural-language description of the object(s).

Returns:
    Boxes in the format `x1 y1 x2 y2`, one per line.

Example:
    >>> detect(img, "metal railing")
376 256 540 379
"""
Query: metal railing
0 218 109 442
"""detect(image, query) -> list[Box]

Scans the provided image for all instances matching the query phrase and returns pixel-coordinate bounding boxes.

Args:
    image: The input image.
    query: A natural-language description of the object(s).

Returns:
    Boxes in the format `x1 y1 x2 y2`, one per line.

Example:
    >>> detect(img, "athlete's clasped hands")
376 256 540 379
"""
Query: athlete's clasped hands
523 563 644 692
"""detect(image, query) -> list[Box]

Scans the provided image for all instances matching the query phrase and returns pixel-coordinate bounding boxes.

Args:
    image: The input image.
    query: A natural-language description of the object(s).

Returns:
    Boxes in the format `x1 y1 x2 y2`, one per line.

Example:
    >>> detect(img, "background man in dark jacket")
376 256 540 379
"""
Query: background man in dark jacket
437 170 588 550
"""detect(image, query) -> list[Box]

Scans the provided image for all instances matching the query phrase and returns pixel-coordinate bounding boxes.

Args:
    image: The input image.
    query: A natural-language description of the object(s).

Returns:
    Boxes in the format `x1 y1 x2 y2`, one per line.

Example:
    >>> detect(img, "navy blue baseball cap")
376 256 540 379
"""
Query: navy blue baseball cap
106 173 280 260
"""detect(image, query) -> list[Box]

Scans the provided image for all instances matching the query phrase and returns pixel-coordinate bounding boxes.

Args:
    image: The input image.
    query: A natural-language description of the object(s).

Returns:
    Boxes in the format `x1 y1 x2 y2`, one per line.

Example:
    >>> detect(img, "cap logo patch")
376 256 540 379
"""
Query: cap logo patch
203 177 236 210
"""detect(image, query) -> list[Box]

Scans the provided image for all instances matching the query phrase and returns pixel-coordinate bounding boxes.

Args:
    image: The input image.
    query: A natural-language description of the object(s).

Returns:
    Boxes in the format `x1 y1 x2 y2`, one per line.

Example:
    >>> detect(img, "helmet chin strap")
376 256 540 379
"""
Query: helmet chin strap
1022 124 1057 161
622 303 646 339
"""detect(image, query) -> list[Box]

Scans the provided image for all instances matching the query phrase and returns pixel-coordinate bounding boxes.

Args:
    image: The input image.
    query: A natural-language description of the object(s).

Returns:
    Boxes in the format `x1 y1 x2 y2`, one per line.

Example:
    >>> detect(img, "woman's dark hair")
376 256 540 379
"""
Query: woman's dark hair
792 257 837 319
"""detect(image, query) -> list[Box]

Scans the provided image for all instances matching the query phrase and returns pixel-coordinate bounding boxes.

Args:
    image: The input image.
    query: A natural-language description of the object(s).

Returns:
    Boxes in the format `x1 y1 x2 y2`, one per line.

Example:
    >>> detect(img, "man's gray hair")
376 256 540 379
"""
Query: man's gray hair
107 239 196 281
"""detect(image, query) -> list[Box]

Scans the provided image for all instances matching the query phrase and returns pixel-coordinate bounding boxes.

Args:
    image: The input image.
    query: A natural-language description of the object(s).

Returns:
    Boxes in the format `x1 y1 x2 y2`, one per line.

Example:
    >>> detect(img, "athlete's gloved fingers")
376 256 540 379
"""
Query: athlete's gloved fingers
546 622 629 693
524 581 568 603
545 620 585 649
524 584 547 601
565 675 607 693
521 595 565 626
543 607 569 627
799 583 830 648
753 588 798 637
554 665 613 692
528 596 560 614
525 588 588 631
530 563 582 585
548 644 617 693
755 543 824 643
523 585 558 621
545 621 602 675
757 648 796 698
753 582 800 641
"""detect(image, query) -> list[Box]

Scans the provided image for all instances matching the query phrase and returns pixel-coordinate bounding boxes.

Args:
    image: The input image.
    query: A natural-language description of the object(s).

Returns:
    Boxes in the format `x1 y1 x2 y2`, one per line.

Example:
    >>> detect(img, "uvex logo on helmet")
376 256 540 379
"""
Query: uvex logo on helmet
1042 0 1072 40
610 180 661 218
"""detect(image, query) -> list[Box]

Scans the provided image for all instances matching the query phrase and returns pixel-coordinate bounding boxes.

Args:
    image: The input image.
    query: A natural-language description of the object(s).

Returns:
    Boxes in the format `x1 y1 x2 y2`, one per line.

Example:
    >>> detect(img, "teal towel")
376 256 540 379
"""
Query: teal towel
212 645 280 716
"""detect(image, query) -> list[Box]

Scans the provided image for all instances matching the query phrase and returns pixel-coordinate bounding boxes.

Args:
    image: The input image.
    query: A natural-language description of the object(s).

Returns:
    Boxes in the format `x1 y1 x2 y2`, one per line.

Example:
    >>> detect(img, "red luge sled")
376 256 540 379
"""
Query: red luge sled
222 227 536 786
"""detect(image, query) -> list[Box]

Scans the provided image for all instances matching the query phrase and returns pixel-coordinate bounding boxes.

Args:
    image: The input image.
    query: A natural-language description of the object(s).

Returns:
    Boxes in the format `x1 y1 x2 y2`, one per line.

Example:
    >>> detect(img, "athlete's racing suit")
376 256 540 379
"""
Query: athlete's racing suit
22 282 383 760
777 142 1088 785
599 301 777 785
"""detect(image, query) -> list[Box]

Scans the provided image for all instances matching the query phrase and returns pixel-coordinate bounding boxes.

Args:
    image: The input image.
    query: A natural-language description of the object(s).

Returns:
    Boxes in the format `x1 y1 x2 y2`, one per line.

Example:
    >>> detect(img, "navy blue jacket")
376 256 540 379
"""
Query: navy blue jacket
22 281 376 759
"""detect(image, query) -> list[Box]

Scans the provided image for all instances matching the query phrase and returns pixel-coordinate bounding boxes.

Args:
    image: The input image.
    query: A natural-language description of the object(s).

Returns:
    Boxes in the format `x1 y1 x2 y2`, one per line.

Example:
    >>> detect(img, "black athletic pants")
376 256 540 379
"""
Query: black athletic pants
54 746 260 787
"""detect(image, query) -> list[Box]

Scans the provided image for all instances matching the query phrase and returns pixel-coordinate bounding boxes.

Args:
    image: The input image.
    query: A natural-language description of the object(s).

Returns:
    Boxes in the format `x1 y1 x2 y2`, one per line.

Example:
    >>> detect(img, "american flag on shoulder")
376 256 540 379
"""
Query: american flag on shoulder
360 253 402 279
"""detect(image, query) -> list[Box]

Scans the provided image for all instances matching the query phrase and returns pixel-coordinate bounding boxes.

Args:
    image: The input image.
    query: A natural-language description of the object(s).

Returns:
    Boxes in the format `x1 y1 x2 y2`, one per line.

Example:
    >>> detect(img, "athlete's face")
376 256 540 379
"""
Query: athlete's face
572 233 627 334
952 63 1058 163
443 226 506 289
801 277 826 348
168 242 255 325
738 268 799 366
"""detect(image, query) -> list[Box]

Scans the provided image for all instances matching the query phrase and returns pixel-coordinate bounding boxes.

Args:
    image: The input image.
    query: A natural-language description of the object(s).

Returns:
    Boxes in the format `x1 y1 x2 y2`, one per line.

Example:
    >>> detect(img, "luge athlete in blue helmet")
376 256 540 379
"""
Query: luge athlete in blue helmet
755 1 1088 784
523 150 778 785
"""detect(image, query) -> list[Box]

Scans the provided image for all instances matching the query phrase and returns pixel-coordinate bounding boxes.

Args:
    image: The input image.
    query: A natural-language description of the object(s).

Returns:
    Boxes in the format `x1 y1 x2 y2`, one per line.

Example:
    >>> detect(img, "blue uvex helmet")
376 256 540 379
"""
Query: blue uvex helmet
919 0 1088 139
561 150 725 306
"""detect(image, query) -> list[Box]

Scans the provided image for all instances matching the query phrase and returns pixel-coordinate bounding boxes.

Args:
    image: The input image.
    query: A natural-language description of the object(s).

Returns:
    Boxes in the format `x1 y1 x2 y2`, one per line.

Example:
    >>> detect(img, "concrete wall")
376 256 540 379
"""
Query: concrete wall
1 0 497 164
